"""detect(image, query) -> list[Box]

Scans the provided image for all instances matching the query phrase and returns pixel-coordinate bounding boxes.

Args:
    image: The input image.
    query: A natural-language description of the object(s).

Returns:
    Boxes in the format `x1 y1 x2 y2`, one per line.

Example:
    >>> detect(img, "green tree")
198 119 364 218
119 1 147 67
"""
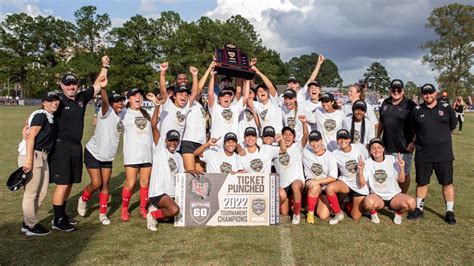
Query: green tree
74 5 111 53
404 81 418 99
363 62 391 93
287 53 343 87
420 3 473 96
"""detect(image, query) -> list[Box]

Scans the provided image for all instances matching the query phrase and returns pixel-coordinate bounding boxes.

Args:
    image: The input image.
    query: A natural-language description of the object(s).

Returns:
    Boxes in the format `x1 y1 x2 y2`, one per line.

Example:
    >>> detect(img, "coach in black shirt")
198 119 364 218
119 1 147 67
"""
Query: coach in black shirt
378 79 417 193
407 83 457 224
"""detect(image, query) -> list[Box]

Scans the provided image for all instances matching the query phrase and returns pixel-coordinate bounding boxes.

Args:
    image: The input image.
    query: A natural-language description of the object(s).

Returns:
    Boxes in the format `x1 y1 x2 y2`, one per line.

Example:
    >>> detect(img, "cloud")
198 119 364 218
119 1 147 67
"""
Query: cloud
138 0 183 14
1 0 53 17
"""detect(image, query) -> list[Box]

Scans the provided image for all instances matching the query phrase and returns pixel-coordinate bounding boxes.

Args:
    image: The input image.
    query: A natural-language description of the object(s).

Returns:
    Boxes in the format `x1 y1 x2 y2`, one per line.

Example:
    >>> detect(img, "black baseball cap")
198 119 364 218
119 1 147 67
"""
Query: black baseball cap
287 76 297 83
319 92 334 102
352 100 367 112
283 89 297 99
255 84 268 91
244 127 257 137
174 85 191 94
61 73 78 85
307 80 321 87
368 138 385 149
390 79 404 89
166 130 181 141
218 88 234 97
281 126 296 136
309 130 322 141
109 92 125 103
220 76 232 83
224 132 238 142
336 129 351 139
42 91 60 102
421 83 436 94
127 88 145 98
262 126 276 137
6 167 31 191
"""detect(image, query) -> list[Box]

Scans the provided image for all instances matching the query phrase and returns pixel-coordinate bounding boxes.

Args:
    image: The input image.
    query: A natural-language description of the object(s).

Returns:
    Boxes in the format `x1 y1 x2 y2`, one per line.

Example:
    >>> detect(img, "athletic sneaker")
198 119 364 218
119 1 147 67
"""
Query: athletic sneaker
77 197 87 217
407 208 424 220
393 213 403 225
292 214 301 225
121 208 130 221
52 217 76 232
21 222 30 233
147 206 158 231
26 223 51 236
329 212 344 225
52 215 78 226
445 211 456 225
306 212 315 224
370 213 380 224
99 214 110 225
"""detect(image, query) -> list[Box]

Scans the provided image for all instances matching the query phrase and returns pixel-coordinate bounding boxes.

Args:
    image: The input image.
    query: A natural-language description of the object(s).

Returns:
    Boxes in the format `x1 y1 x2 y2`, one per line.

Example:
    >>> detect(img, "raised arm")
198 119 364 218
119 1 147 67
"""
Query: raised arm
208 70 216 108
93 56 110 96
188 66 199 105
251 58 278 97
147 93 165 145
357 155 367 188
275 134 287 154
235 78 243 101
241 80 250 108
304 54 325 86
159 62 169 98
194 137 219 158
396 153 406 183
99 74 109 116
198 61 217 95
298 115 309 147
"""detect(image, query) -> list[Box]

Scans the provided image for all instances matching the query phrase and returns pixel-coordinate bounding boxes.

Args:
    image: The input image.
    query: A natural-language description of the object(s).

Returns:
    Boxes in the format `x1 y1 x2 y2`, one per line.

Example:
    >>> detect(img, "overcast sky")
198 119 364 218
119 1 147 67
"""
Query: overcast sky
1 0 470 86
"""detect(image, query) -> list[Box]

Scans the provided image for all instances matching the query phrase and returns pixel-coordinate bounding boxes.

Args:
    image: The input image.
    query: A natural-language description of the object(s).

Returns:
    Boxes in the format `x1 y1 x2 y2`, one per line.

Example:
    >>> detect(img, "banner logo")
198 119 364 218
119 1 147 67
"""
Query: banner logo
188 175 212 199
190 201 211 224
252 199 265 216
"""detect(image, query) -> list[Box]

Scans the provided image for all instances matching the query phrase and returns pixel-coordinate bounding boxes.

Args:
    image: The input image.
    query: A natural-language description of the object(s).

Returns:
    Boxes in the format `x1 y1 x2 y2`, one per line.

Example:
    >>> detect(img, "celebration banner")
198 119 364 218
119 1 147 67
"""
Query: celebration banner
174 173 279 227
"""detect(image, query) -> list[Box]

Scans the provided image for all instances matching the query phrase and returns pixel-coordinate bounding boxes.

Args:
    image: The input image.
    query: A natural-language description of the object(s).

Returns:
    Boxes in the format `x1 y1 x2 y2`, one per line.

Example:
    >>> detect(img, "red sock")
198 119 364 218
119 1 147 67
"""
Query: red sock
151 209 165 220
395 210 403 215
346 201 353 214
293 201 301 215
307 196 318 213
326 194 342 214
139 186 149 209
370 210 377 215
81 188 92 202
99 192 108 214
122 187 132 209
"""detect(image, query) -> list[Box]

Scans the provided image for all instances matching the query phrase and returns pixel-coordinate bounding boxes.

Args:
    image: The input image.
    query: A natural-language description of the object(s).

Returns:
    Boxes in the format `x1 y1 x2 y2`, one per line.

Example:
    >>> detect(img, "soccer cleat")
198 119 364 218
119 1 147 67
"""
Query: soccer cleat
393 213 403 225
407 208 424 220
121 208 130 222
147 206 158 231
99 214 111 225
26 223 51 236
370 213 380 224
445 211 456 225
140 207 147 219
306 213 315 224
21 222 30 233
329 212 344 225
292 214 301 225
77 197 87 217
52 217 76 232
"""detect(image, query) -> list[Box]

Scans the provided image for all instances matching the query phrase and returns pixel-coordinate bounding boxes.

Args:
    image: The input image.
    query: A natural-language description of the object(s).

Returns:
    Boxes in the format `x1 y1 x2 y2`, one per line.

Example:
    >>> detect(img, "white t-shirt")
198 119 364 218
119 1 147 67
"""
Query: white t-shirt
299 99 321 131
254 100 283 135
343 101 378 125
201 147 243 173
342 116 375 144
86 108 123 162
182 101 207 144
333 143 370 195
149 141 184 198
209 99 244 145
158 98 191 143
302 148 338 186
239 145 280 173
280 106 315 141
314 108 345 151
122 108 153 165
274 142 305 188
363 155 401 200
238 106 259 143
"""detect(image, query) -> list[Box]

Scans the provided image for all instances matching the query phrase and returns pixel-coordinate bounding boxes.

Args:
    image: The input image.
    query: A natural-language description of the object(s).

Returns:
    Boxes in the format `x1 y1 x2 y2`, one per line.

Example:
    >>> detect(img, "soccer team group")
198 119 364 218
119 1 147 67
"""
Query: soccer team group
17 55 458 236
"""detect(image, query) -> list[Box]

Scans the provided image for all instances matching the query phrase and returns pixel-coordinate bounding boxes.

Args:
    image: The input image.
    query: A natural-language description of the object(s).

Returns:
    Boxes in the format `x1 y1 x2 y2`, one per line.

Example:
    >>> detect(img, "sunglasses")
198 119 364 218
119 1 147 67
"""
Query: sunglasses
390 88 403 94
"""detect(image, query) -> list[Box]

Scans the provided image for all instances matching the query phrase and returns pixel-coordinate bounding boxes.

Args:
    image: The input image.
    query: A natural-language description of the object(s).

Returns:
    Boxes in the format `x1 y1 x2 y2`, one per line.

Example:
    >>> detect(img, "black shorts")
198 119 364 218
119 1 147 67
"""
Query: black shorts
124 163 152 168
383 198 393 208
415 161 453 186
348 188 366 198
180 140 202 155
283 185 293 199
149 193 167 208
50 140 83 185
84 148 112 169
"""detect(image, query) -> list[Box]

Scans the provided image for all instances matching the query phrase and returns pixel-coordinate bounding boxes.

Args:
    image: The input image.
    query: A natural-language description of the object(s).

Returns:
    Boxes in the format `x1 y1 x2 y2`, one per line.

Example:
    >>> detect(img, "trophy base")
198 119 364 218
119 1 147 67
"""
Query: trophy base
215 65 256 80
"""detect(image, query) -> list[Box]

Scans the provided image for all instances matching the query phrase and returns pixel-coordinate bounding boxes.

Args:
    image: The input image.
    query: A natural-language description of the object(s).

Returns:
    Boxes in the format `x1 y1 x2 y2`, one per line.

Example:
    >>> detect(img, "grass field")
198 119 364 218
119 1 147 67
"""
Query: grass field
0 105 473 265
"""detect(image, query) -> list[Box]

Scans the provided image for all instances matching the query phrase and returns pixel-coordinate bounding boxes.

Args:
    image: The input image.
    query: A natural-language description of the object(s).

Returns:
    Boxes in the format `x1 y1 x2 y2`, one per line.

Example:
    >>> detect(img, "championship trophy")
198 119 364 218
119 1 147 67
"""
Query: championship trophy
214 43 256 80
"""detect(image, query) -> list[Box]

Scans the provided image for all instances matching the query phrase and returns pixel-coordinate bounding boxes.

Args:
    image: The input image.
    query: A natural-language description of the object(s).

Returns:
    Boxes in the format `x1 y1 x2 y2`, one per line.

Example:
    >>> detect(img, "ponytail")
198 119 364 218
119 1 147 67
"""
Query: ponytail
350 115 366 144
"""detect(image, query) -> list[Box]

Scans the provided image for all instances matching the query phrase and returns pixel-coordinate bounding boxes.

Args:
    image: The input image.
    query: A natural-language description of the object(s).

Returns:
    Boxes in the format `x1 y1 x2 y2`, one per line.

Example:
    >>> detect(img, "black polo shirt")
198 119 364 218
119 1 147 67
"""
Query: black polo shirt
30 112 57 151
411 101 457 162
379 97 417 153
54 87 95 144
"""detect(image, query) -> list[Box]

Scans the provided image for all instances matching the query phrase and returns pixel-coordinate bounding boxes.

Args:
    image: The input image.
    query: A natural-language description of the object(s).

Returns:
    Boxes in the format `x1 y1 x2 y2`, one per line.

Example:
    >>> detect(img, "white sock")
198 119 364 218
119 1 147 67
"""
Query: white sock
416 198 424 210
446 201 454 212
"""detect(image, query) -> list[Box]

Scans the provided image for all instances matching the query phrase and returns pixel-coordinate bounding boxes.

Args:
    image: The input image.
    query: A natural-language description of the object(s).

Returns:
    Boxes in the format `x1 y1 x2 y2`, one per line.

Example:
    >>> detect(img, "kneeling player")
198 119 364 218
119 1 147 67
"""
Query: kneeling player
360 138 416 224
302 130 338 224
146 96 182 231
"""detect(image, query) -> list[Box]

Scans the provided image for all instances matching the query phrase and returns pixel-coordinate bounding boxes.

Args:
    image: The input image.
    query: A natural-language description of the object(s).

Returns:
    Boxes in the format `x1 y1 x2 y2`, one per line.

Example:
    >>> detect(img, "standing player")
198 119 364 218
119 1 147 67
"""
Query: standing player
342 100 375 145
408 84 457 224
313 92 345 151
377 79 417 193
359 138 416 224
326 129 369 225
302 130 338 224
342 83 378 127
120 88 153 221
194 132 243 174
275 115 309 224
280 89 313 141
453 96 466 135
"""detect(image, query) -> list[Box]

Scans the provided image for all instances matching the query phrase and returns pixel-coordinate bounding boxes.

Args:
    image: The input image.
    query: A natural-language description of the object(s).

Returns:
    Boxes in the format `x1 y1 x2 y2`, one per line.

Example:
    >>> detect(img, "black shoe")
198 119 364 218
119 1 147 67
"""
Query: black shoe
65 215 79 225
52 217 76 232
26 224 51 236
407 208 424 220
445 211 456 225
21 222 30 233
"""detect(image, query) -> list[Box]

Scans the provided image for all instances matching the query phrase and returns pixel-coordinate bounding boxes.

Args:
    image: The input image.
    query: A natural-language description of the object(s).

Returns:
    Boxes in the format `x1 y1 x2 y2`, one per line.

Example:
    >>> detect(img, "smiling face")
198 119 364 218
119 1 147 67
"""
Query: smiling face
308 85 321 101
224 139 237 153
166 139 180 153
174 91 189 107
282 130 295 147
245 135 257 147
422 91 437 105
321 100 334 112
337 137 351 150
218 93 233 108
61 83 78 99
390 87 404 101
129 93 143 110
370 143 384 161
287 82 297 90
309 139 323 153
176 74 188 86
43 99 60 113
112 100 124 114
353 108 366 121
348 85 361 101
257 87 269 103
283 97 296 110
262 136 274 145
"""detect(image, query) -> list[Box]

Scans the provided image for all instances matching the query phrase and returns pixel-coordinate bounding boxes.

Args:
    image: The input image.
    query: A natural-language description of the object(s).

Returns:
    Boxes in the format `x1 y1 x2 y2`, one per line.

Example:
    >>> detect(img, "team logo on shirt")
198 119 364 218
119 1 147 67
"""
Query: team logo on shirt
222 109 233 121
353 130 360 143
279 152 290 166
244 109 254 122
345 160 358 174
220 162 233 173
200 107 207 118
168 158 177 173
188 175 212 199
439 110 444 116
260 109 268 121
135 117 147 130
324 119 336 132
176 111 186 123
374 169 388 184
287 117 296 128
311 163 323 176
116 121 124 133
78 101 84 108
250 159 264 172
252 199 266 216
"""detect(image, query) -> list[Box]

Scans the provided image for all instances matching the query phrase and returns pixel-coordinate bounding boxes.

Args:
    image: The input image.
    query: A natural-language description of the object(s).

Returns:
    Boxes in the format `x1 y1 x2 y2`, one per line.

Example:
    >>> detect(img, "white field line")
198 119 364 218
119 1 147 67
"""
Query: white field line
279 226 295 265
